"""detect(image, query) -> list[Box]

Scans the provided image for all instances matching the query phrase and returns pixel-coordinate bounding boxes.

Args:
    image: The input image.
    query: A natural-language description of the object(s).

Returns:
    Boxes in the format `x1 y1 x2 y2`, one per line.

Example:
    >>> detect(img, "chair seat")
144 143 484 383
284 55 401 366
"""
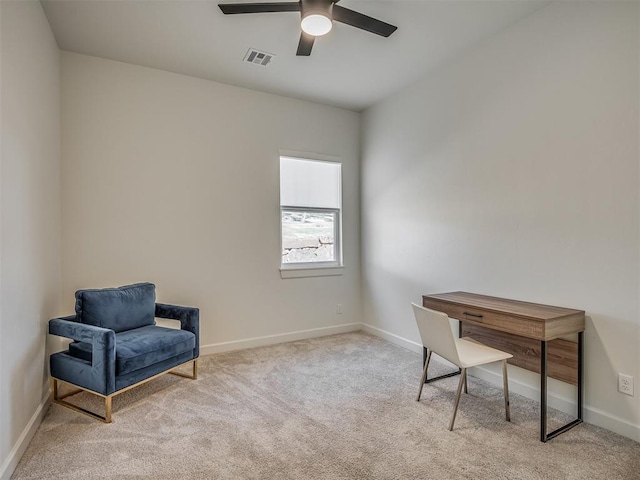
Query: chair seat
69 325 195 375
455 337 512 368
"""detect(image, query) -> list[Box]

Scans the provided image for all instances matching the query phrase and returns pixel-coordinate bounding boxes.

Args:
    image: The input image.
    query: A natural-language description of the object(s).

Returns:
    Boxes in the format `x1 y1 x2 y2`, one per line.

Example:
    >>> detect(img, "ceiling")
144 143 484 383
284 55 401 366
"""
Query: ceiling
41 0 549 111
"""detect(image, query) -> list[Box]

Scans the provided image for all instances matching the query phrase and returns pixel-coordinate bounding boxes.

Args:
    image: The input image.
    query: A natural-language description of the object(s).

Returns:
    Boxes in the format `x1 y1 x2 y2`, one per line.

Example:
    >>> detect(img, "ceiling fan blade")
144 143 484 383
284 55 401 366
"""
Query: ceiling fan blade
218 2 300 14
296 31 315 56
332 5 397 37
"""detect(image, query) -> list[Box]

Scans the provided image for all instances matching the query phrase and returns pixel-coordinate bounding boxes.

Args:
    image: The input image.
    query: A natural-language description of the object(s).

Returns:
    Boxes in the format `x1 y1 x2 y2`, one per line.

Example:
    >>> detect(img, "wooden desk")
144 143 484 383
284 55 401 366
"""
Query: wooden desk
423 291 585 442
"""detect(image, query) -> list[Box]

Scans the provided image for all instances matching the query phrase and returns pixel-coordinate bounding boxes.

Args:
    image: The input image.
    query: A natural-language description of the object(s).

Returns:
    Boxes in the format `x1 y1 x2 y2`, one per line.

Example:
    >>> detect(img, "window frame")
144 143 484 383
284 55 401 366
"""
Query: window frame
278 153 344 276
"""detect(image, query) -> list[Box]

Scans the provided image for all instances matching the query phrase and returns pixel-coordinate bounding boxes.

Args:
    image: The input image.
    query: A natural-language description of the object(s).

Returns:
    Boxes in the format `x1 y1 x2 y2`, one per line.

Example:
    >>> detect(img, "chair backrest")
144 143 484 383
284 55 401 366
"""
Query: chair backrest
75 283 156 333
411 303 460 367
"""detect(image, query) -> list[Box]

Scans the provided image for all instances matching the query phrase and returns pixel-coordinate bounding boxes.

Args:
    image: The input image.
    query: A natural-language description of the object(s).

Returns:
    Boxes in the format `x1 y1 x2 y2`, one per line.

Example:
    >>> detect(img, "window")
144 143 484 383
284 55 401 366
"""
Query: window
280 156 342 270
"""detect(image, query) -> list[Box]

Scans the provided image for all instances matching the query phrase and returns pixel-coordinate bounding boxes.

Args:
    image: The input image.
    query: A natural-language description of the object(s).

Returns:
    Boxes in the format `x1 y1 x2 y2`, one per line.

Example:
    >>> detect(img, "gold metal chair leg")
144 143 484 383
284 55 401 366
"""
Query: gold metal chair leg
105 396 112 423
449 367 466 431
416 350 432 401
51 378 112 423
51 358 198 423
503 359 510 422
53 394 112 423
169 359 199 380
52 378 83 401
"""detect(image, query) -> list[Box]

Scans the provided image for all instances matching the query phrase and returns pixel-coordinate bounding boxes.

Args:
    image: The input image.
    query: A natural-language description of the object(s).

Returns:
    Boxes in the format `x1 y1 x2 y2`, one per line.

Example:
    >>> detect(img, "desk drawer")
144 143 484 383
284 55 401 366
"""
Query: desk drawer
462 323 578 385
423 298 544 340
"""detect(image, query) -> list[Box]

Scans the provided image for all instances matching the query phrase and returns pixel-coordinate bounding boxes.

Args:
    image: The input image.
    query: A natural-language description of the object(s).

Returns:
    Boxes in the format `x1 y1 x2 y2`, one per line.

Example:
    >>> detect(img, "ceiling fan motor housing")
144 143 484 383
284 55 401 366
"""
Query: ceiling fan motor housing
300 0 334 36
301 0 334 21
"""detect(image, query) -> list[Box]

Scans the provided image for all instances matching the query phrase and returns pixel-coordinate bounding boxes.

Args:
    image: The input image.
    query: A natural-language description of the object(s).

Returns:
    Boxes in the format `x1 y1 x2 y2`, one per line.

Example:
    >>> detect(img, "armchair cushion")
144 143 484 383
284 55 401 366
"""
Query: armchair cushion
75 283 156 333
69 325 195 376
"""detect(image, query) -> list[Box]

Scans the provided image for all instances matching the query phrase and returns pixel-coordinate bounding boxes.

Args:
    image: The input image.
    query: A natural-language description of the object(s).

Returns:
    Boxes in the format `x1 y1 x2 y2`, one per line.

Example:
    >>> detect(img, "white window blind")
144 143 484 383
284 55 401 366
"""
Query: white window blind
280 156 341 209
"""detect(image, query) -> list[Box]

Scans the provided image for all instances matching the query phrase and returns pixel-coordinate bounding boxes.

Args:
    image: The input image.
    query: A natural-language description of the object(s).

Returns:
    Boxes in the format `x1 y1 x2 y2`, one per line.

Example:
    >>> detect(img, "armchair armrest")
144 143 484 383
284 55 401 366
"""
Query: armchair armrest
49 317 116 395
155 303 199 358
50 317 114 344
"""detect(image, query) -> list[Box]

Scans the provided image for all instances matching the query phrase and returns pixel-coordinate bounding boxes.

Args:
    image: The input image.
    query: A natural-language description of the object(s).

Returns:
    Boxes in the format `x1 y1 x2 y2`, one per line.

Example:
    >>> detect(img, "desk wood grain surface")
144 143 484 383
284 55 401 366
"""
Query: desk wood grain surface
422 292 585 341
422 292 585 385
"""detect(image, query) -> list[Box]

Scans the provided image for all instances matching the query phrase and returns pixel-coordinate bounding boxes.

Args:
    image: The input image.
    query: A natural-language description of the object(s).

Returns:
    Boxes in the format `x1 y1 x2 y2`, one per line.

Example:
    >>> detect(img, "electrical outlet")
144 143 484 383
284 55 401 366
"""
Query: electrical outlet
336 304 343 314
618 374 634 396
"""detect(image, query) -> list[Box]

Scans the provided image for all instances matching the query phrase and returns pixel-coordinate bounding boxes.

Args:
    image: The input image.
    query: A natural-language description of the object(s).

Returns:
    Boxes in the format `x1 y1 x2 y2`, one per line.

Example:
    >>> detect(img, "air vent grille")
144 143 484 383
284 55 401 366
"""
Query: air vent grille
244 48 274 66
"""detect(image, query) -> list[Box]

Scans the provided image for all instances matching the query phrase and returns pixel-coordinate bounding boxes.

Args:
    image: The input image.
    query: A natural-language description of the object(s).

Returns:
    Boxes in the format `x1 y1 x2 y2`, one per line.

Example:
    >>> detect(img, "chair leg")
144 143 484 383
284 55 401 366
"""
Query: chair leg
51 358 198 424
169 359 198 380
105 396 112 424
416 350 432 401
449 368 466 431
463 369 468 394
52 379 113 423
503 359 510 422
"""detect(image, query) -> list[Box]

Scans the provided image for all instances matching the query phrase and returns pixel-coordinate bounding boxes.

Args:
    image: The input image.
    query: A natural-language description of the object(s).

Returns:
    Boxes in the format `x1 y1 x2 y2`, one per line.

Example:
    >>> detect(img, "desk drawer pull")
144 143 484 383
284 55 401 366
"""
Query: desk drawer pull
463 312 483 319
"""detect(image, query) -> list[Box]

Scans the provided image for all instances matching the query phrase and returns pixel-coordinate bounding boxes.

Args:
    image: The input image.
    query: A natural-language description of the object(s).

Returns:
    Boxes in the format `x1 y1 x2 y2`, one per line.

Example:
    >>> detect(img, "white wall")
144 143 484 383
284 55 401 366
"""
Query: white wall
361 1 640 440
0 1 61 477
61 52 361 352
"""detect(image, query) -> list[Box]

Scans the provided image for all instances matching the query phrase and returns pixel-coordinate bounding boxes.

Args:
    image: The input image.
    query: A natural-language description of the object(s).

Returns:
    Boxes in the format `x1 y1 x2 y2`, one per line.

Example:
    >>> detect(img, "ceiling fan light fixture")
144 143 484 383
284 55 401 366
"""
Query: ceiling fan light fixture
301 13 332 36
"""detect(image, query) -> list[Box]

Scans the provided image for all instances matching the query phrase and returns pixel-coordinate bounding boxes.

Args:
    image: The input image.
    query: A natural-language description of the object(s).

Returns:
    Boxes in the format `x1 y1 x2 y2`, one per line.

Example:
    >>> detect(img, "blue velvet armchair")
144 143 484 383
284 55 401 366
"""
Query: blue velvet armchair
49 283 199 422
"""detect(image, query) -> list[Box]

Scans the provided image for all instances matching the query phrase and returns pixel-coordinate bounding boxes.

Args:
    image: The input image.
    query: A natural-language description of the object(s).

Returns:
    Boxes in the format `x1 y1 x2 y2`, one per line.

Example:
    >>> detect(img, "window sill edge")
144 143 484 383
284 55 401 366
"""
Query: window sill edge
280 266 344 279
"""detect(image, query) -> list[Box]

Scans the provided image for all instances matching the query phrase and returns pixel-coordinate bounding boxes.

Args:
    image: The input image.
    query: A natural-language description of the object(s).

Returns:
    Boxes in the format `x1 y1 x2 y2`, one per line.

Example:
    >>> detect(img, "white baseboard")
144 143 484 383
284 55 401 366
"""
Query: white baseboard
582 404 640 442
470 366 640 442
362 322 640 442
361 323 459 369
361 323 422 354
469 366 577 414
0 391 51 480
200 322 362 356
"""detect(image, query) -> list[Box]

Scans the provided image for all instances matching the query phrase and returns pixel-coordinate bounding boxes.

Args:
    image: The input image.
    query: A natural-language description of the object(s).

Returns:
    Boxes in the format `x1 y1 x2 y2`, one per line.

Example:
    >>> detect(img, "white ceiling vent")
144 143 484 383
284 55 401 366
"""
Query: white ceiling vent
243 48 274 66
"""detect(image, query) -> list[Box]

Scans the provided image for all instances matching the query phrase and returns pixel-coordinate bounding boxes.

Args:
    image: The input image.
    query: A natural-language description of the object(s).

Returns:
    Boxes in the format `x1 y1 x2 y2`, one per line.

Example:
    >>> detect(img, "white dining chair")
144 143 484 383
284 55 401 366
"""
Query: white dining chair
411 303 513 431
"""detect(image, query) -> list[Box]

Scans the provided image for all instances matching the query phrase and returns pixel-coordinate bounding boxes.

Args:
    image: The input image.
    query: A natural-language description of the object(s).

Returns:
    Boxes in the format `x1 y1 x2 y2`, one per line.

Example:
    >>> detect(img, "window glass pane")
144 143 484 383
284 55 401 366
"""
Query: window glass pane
281 210 336 264
280 157 341 209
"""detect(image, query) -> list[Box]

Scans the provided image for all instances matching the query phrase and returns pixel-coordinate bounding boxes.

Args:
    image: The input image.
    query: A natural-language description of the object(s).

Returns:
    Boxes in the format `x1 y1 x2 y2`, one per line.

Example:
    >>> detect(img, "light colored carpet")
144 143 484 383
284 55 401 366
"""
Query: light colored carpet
12 332 640 479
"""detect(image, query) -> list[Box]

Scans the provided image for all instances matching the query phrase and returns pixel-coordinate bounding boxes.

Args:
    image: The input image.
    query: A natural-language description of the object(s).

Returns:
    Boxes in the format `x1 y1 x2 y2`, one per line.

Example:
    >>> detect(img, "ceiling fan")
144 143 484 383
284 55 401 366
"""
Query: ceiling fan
218 0 398 56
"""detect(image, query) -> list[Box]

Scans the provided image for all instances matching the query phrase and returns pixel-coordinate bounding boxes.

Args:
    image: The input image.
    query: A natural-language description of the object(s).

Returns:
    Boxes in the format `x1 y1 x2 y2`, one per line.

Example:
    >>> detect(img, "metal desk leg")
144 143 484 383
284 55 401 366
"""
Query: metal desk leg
540 341 548 441
540 332 584 442
578 331 584 421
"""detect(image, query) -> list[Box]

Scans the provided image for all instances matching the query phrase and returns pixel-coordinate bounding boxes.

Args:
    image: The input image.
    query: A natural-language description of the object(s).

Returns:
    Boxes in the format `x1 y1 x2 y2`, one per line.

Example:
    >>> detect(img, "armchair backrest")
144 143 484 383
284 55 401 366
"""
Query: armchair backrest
75 283 156 333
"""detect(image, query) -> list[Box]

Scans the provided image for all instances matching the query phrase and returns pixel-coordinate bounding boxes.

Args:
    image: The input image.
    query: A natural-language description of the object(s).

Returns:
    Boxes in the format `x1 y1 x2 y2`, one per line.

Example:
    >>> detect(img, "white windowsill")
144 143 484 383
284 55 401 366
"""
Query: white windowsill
280 266 344 279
